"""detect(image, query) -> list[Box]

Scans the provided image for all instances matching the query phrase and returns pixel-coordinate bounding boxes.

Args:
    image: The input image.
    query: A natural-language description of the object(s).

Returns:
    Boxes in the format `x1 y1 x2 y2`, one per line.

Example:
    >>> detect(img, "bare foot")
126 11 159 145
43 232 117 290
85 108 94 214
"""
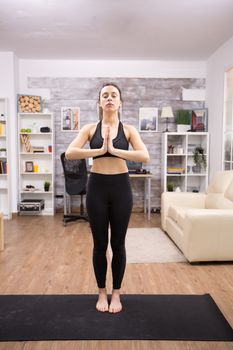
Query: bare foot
109 290 122 313
96 289 109 312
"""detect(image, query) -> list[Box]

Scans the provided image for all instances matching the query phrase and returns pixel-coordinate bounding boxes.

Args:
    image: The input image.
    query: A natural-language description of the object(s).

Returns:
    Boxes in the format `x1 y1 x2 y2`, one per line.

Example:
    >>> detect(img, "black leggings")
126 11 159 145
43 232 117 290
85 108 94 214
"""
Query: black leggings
86 172 133 290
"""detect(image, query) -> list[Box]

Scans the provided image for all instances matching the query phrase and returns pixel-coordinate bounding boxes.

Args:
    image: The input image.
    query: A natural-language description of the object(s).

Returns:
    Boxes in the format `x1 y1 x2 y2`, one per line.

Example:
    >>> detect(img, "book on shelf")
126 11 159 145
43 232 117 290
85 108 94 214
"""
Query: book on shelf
167 167 185 174
0 122 6 136
32 146 45 153
0 160 7 174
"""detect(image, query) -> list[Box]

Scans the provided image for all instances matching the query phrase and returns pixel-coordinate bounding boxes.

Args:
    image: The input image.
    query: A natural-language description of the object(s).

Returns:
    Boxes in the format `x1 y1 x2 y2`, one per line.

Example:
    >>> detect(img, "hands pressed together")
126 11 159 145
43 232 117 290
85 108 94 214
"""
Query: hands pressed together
102 126 115 155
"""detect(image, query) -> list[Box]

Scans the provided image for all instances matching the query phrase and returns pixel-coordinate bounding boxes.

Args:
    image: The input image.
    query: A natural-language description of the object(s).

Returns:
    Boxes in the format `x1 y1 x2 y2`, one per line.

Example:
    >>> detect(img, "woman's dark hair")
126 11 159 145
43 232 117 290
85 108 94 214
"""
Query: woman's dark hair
98 82 122 120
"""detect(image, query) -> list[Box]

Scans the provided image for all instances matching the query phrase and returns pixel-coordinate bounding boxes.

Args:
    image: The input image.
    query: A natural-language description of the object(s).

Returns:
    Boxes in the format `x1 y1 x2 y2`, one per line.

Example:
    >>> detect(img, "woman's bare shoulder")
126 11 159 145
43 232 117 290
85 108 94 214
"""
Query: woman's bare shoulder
82 123 97 130
80 123 97 133
123 124 138 133
79 123 98 141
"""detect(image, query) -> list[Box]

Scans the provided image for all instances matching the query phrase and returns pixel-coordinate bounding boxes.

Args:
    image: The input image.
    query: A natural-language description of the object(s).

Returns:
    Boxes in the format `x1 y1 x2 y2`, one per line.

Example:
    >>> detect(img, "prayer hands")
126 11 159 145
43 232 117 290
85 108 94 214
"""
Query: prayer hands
102 126 109 153
107 127 115 154
102 126 115 154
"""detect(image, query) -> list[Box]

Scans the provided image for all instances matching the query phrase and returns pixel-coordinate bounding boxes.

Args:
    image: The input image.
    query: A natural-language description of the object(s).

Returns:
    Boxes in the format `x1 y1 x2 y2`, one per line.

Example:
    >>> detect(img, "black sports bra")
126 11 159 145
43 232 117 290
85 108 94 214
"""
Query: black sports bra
90 121 129 159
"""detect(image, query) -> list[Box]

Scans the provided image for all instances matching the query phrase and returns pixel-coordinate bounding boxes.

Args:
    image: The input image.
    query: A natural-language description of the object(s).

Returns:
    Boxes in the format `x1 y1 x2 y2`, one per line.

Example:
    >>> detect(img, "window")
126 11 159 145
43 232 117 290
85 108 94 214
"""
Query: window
223 67 233 170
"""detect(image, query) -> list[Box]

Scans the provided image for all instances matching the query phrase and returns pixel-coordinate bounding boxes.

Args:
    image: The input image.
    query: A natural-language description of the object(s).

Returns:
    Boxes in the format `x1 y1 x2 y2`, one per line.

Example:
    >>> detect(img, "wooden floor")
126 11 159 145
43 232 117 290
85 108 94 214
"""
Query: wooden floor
1 213 233 350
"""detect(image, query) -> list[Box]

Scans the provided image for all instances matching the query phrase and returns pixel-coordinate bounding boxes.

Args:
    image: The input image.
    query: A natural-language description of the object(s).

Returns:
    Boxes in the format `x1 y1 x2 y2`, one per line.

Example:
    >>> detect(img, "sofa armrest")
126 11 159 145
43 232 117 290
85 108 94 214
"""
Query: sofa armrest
161 192 206 231
183 209 233 261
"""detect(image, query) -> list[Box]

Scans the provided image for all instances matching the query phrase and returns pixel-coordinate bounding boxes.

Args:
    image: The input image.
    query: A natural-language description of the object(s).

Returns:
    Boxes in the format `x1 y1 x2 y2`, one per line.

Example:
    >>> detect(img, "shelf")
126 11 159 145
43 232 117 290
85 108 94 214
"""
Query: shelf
186 173 207 176
0 97 11 218
21 172 52 175
20 191 53 194
20 152 52 155
167 154 187 156
18 113 51 117
162 132 209 193
18 112 55 216
19 132 52 135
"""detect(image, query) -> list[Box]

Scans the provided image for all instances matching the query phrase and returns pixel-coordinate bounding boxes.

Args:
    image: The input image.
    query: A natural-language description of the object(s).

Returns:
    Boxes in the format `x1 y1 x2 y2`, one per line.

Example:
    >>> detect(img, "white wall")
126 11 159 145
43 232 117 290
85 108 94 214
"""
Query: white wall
19 59 206 100
1 53 206 213
0 52 18 212
19 59 206 78
206 35 233 180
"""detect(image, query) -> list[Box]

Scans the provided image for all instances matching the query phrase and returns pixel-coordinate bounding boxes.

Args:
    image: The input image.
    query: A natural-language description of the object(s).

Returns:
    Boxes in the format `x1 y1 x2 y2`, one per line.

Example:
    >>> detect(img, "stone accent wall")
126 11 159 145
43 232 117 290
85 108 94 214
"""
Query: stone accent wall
28 77 205 211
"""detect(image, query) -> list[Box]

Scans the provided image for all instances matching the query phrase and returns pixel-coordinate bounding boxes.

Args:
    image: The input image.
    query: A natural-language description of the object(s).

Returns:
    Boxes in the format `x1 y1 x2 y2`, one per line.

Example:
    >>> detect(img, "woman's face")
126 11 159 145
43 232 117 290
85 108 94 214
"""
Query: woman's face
99 85 122 113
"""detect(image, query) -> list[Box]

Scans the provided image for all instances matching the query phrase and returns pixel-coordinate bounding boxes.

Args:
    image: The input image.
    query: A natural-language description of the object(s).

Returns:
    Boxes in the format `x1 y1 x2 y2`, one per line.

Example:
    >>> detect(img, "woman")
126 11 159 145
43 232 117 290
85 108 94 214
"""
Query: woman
66 83 150 313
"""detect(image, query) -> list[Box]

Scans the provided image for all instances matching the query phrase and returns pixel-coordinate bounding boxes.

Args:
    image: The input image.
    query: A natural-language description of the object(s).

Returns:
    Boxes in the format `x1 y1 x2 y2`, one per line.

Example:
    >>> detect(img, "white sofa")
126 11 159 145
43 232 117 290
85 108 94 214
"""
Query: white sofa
161 170 233 262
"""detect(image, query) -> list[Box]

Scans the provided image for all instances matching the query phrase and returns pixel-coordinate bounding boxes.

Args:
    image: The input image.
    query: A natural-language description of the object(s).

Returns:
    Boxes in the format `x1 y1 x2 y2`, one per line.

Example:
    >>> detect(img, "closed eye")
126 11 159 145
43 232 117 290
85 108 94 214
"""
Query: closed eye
102 92 118 98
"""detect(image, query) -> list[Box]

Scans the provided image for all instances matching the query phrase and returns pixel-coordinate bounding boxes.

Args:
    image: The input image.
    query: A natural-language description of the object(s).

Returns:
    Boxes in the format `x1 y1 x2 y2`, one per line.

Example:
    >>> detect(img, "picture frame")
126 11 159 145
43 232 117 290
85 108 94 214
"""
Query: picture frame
61 107 80 132
139 107 158 132
25 161 34 172
191 108 208 132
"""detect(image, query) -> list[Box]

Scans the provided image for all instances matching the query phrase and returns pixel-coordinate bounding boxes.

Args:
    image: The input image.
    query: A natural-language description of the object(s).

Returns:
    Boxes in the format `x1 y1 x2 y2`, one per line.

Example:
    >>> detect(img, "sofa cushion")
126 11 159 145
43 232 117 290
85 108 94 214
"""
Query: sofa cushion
224 178 233 202
205 193 233 209
207 170 233 194
168 206 189 229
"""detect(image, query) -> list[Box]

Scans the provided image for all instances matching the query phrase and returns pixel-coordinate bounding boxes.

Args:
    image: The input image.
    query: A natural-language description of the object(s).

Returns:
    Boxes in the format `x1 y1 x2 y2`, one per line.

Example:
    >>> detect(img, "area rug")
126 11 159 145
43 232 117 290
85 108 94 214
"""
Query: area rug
124 227 187 263
0 294 232 341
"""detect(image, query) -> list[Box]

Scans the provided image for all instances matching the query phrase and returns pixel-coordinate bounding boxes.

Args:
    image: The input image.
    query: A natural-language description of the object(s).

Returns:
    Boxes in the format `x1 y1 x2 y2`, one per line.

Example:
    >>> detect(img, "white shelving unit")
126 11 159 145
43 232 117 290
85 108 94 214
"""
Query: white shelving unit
0 98 11 219
18 112 55 215
162 132 209 193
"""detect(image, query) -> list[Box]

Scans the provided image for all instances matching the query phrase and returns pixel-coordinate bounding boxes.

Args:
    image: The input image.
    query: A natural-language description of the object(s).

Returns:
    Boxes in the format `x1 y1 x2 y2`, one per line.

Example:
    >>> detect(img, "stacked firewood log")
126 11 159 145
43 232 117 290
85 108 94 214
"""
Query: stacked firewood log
18 95 41 113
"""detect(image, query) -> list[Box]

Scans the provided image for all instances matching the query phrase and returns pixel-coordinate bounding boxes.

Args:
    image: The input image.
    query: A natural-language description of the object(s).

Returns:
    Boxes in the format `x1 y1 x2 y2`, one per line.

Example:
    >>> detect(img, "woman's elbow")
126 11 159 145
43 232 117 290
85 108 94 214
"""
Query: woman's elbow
65 149 73 160
142 150 150 163
143 154 150 163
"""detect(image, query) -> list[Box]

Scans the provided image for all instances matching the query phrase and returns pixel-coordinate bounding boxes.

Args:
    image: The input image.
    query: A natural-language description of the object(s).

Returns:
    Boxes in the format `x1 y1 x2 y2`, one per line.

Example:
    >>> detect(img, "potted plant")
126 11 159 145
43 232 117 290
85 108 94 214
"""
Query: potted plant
0 148 7 157
44 181 51 192
176 110 191 132
192 146 206 173
167 182 174 192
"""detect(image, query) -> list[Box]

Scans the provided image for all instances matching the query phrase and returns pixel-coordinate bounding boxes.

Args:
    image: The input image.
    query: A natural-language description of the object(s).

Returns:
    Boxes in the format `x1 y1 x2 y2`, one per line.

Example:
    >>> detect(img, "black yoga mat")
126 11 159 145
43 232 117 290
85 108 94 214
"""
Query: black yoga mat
0 294 232 341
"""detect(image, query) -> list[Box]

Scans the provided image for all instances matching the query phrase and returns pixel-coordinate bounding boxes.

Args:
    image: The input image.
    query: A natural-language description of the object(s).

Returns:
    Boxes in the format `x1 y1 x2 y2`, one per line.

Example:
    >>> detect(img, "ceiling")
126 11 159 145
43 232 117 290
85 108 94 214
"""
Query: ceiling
1 0 233 60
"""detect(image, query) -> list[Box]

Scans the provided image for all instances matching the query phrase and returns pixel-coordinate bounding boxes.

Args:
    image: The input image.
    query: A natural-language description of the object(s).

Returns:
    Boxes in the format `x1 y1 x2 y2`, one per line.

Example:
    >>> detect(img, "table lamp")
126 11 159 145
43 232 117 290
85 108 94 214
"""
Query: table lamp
161 106 174 132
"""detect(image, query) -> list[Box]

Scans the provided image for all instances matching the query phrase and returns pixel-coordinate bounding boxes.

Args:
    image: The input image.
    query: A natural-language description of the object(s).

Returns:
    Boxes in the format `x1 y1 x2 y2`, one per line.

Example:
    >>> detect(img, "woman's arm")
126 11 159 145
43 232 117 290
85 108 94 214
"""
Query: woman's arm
108 125 150 163
65 124 107 160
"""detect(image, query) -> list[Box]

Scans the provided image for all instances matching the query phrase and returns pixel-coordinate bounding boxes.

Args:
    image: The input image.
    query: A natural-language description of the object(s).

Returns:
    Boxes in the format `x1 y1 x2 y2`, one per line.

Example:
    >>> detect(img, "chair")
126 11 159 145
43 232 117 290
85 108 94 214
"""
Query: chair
60 152 89 226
